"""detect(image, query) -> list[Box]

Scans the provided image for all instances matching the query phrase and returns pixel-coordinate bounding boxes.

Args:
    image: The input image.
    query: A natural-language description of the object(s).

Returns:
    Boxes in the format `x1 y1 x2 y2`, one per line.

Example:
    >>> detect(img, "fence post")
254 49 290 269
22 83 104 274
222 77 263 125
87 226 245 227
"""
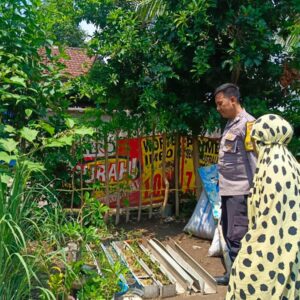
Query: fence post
126 131 131 223
71 142 75 211
137 129 143 222
192 135 201 200
149 124 155 219
115 130 120 225
161 132 168 217
175 133 180 217
104 133 109 221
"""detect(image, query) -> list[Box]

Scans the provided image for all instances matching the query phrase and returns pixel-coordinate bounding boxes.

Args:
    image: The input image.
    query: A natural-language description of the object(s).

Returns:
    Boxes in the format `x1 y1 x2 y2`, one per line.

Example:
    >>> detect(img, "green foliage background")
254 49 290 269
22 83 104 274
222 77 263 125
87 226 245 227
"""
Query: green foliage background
76 0 299 152
0 1 299 297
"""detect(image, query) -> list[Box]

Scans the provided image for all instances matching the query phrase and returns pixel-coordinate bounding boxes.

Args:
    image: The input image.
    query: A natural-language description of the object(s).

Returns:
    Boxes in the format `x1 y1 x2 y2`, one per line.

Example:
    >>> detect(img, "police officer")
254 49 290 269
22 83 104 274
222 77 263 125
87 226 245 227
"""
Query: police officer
214 83 257 285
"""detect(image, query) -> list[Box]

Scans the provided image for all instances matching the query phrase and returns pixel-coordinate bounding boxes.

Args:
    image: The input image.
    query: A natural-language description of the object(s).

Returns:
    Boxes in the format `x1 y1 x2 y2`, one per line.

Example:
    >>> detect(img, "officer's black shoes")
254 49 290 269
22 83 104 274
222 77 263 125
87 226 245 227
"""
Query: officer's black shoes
215 274 230 285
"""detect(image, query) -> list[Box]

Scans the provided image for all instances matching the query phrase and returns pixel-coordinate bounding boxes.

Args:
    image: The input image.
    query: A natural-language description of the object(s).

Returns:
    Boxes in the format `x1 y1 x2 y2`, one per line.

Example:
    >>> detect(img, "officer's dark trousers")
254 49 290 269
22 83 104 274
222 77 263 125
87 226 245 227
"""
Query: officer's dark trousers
221 195 248 263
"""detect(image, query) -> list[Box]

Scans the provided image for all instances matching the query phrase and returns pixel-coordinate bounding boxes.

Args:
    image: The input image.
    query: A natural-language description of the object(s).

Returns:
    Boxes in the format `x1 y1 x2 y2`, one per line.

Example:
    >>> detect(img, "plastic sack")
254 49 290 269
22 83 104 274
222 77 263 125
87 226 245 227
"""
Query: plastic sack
217 222 232 273
208 227 222 257
183 190 216 240
198 165 221 219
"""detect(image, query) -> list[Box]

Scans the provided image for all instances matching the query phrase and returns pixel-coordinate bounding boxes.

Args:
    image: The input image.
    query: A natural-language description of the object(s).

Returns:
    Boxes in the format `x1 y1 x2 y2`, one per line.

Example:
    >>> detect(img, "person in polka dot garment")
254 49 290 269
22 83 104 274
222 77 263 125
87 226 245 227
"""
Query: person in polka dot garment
226 114 300 300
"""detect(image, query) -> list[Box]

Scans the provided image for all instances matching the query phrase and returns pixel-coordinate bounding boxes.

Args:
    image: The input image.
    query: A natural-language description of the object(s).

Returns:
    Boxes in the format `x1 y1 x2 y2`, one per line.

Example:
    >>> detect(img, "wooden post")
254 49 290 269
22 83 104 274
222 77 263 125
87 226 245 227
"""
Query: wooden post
115 130 120 225
71 142 75 211
175 133 180 217
161 132 168 217
78 138 85 225
149 124 155 219
104 133 109 221
137 129 143 222
80 138 84 208
125 130 131 223
94 134 99 185
192 135 201 199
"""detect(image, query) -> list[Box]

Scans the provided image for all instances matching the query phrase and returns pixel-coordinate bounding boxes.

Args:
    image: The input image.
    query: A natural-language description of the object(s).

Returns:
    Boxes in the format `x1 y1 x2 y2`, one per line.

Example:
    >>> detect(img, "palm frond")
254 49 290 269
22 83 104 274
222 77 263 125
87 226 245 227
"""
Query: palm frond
136 0 166 22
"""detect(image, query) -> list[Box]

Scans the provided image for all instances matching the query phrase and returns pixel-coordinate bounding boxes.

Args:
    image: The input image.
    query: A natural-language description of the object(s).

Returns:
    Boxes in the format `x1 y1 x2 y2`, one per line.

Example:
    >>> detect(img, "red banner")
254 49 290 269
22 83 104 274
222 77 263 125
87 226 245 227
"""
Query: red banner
76 135 219 208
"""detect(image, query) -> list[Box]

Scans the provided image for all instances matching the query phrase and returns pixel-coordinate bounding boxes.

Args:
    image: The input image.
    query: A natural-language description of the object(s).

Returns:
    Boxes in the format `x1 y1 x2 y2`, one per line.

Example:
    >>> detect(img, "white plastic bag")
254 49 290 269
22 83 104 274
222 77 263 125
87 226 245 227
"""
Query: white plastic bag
183 191 216 240
217 222 232 273
208 227 222 257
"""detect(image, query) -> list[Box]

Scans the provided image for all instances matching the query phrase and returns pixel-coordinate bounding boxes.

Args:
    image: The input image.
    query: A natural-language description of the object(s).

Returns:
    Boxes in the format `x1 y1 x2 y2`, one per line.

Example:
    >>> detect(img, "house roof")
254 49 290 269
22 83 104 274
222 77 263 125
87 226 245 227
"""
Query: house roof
58 47 95 77
280 63 300 88
41 47 96 77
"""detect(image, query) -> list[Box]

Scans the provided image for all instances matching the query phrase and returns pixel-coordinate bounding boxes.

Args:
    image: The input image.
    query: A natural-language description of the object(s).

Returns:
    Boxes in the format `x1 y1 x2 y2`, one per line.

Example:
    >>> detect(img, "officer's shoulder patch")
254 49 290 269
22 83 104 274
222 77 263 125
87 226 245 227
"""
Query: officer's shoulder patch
245 121 255 151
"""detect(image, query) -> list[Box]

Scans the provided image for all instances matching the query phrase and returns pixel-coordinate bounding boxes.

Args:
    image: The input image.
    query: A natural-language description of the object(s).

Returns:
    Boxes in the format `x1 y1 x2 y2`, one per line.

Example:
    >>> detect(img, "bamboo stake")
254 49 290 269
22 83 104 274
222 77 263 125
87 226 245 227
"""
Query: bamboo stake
104 133 109 221
70 143 75 211
115 130 120 225
80 138 84 207
192 135 201 200
125 130 131 223
79 138 84 225
149 124 155 219
175 133 180 217
94 133 99 185
57 186 202 193
137 129 143 222
161 132 168 217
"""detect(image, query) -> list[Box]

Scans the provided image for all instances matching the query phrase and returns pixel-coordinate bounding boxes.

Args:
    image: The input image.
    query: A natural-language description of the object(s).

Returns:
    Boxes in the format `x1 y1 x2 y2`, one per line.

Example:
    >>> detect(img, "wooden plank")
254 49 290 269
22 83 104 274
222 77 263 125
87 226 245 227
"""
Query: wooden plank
104 133 109 221
161 133 169 217
115 131 120 225
71 143 75 211
149 125 155 219
175 133 180 217
192 135 201 199
137 130 143 222
126 131 130 223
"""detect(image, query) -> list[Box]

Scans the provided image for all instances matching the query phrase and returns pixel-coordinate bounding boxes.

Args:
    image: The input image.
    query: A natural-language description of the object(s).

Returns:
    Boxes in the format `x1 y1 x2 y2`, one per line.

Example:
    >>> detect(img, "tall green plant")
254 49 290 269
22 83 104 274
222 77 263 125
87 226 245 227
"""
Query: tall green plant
0 116 94 298
0 159 55 299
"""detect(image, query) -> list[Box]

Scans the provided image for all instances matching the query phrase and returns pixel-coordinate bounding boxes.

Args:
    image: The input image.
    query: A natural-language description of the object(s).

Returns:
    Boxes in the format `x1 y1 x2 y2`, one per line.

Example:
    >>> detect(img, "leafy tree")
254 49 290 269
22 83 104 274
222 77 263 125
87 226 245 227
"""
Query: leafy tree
78 0 299 152
0 0 91 191
51 22 87 47
0 0 71 130
41 0 87 47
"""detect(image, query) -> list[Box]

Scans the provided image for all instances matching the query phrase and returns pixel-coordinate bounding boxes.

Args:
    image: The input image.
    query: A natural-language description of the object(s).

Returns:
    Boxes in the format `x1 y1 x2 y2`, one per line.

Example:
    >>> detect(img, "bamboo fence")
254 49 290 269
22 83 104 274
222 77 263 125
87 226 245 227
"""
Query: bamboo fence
58 133 216 223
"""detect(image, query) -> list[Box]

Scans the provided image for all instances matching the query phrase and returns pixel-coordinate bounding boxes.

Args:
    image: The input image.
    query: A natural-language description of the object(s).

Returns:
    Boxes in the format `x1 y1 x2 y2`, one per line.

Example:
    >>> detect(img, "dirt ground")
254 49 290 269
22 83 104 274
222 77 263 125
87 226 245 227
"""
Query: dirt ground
117 210 227 300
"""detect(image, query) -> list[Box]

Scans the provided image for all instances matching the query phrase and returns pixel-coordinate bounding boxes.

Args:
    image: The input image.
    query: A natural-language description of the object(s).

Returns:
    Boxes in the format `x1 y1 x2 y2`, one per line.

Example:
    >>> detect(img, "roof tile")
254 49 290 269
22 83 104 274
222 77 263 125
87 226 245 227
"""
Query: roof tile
41 47 95 77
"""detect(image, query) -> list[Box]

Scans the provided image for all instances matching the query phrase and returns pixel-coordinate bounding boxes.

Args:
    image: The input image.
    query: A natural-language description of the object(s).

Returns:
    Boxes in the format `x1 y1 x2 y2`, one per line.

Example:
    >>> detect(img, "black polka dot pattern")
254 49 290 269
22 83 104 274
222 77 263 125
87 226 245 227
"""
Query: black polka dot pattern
278 273 285 285
250 274 257 281
285 243 292 252
257 264 264 272
239 272 245 280
276 182 282 192
288 227 297 235
267 252 274 262
240 289 246 299
257 234 266 243
271 216 277 225
269 271 275 279
226 114 300 299
243 259 252 267
260 284 268 291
